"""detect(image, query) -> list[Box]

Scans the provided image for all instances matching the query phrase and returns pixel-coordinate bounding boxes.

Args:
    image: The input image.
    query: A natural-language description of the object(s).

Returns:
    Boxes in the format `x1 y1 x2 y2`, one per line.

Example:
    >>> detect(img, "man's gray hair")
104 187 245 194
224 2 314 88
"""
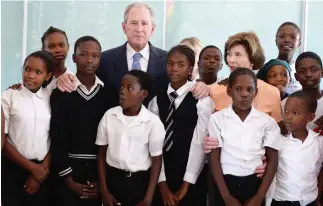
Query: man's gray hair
124 2 155 25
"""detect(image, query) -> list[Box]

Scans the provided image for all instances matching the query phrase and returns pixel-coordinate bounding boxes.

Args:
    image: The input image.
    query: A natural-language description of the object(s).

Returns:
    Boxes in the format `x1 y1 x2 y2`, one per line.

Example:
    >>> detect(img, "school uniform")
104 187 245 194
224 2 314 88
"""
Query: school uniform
50 76 113 206
210 79 282 122
281 96 323 130
45 69 72 94
269 129 323 206
208 105 283 205
95 105 165 206
286 63 302 94
149 81 210 206
1 86 51 206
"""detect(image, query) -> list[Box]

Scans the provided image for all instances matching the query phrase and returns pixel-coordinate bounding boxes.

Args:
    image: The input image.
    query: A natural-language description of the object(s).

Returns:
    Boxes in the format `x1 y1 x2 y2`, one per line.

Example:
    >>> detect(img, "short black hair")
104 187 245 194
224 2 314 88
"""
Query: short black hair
296 51 323 69
41 26 69 47
228 67 257 88
276 21 301 38
128 70 152 91
24 50 54 74
198 45 222 61
74 36 102 54
288 90 317 113
168 45 195 68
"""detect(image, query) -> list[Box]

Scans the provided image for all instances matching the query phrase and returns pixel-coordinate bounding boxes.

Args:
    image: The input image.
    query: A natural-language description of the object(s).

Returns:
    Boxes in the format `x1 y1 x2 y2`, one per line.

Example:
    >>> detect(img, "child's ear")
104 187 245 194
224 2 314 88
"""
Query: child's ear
297 39 301 48
307 113 315 122
141 90 148 100
72 54 76 63
45 72 53 81
197 61 201 69
294 72 300 82
226 86 232 97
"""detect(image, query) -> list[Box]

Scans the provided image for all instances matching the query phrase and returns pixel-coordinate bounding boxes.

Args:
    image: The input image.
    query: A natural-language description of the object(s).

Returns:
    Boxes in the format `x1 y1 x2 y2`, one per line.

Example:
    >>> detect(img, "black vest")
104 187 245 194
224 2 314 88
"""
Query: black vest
157 90 198 188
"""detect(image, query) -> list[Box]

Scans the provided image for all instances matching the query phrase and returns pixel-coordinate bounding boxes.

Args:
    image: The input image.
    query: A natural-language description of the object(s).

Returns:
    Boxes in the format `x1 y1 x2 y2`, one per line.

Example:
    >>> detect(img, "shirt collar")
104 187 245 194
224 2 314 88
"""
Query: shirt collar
21 85 48 100
167 81 193 97
224 105 261 120
126 43 150 61
286 127 320 143
74 75 104 90
111 105 150 125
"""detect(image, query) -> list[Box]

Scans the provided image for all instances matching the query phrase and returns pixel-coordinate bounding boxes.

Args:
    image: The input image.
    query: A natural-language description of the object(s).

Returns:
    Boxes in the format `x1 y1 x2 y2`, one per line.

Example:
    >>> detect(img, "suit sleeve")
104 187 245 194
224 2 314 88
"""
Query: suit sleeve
50 89 72 177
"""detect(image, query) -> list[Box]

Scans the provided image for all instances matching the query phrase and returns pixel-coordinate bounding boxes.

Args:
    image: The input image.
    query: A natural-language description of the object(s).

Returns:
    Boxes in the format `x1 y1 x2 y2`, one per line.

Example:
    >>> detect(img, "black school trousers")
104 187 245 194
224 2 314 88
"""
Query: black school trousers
212 174 265 206
1 156 51 206
56 158 101 206
106 164 150 206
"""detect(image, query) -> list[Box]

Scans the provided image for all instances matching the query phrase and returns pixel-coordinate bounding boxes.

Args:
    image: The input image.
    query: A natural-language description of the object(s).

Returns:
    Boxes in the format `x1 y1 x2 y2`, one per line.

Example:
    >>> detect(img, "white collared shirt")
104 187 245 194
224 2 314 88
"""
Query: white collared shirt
273 129 323 205
148 81 215 182
148 81 194 115
1 86 51 161
95 105 165 172
209 105 283 176
184 96 215 184
74 75 104 95
286 63 302 94
281 96 323 130
46 69 73 94
126 43 150 72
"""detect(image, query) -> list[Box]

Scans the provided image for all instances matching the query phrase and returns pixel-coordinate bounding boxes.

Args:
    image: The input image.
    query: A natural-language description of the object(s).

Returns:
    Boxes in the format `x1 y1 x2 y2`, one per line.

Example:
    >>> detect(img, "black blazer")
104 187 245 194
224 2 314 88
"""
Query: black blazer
96 42 169 106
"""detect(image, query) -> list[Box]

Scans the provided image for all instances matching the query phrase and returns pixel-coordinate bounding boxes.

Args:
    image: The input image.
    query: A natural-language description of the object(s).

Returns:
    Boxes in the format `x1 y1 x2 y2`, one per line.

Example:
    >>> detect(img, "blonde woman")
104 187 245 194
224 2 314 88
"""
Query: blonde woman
180 37 203 80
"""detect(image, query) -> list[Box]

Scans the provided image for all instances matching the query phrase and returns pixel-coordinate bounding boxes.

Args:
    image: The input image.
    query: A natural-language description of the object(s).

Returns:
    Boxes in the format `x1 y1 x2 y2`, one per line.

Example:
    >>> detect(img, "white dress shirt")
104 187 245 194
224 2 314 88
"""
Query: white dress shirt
126 43 149 72
209 105 283 176
46 68 72 94
273 129 323 205
148 81 193 115
183 96 214 184
148 81 215 183
1 86 51 161
281 96 323 130
74 75 104 95
286 63 302 94
95 105 165 172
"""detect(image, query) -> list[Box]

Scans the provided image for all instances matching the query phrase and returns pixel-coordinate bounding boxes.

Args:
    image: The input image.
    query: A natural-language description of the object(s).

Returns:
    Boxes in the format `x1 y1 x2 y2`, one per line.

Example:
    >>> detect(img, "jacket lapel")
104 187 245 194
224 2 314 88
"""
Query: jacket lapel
147 42 162 80
113 43 129 82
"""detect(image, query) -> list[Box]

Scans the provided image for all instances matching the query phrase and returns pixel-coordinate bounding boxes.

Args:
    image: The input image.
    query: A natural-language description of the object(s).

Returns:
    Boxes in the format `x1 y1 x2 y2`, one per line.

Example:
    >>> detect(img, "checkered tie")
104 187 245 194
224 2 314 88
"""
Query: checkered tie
132 53 142 70
163 91 178 152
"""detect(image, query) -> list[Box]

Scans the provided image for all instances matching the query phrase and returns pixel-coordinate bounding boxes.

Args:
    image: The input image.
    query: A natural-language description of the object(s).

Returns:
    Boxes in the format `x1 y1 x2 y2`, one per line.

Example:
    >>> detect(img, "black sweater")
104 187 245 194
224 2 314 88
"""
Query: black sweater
50 85 114 177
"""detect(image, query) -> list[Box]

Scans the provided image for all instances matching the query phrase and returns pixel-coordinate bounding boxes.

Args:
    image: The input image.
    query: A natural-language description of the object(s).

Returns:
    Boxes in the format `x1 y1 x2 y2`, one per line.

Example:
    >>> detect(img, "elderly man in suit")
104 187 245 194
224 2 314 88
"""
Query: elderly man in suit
57 2 208 105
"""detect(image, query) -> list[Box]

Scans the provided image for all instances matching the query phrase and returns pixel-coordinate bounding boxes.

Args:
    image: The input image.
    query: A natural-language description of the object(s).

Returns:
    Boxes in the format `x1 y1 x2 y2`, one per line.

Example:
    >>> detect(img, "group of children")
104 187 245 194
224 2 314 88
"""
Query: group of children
1 20 323 206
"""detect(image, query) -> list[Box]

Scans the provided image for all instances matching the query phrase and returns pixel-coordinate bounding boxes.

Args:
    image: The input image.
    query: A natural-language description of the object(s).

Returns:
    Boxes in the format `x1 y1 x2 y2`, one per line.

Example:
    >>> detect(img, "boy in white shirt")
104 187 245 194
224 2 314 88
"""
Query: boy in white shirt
96 70 165 206
272 91 323 206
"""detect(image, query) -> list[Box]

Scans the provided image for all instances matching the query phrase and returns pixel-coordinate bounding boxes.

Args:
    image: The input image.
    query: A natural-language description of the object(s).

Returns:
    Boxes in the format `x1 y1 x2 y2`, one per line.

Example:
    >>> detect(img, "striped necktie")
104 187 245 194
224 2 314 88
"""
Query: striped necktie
132 53 142 70
163 91 178 152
